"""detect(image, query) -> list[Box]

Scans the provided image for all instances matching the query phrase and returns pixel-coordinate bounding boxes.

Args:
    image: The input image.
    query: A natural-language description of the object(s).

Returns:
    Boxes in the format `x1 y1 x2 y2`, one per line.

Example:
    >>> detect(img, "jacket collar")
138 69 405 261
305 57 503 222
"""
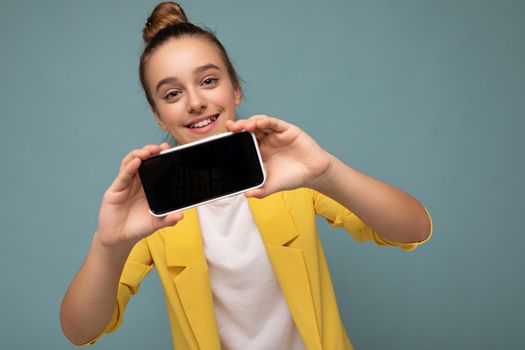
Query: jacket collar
163 194 299 267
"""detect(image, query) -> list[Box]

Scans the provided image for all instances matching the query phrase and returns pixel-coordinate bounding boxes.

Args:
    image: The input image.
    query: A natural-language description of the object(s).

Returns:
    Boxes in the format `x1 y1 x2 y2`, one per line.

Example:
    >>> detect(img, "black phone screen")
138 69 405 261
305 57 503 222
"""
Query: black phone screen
138 132 265 215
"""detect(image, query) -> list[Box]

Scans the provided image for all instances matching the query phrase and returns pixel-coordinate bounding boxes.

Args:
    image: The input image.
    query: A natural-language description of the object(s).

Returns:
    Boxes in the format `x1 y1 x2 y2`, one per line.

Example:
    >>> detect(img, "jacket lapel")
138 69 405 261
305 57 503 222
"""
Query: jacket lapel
163 208 221 350
248 194 323 349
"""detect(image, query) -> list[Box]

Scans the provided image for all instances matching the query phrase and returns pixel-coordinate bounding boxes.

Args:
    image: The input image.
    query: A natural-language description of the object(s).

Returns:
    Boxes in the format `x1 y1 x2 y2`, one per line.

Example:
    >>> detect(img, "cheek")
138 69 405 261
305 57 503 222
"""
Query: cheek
207 84 236 103
157 105 186 125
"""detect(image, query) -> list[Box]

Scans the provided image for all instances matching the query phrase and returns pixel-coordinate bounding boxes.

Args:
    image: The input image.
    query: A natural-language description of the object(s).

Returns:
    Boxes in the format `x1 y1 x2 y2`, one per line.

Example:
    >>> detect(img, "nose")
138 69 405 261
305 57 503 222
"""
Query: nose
186 89 207 114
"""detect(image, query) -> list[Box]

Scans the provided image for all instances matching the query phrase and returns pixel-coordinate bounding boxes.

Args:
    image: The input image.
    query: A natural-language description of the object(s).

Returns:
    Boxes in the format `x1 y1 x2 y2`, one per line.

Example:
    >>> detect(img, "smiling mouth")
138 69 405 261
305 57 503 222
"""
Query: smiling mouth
186 115 219 129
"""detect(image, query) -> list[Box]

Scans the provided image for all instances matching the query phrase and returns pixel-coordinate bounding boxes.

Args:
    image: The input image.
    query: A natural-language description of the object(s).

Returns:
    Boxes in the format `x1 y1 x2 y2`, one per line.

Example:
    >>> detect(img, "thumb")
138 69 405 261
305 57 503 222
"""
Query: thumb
244 181 280 199
153 211 184 230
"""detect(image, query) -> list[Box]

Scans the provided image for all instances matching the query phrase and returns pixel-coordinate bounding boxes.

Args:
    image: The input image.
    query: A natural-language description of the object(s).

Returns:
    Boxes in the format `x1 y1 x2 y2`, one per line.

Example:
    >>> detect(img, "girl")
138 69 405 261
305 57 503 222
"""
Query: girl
60 2 432 349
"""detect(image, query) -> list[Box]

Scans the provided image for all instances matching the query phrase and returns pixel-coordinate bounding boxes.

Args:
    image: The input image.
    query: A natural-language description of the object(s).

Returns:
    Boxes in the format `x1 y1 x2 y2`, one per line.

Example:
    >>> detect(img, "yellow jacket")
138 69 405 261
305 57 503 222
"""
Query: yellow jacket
86 188 431 349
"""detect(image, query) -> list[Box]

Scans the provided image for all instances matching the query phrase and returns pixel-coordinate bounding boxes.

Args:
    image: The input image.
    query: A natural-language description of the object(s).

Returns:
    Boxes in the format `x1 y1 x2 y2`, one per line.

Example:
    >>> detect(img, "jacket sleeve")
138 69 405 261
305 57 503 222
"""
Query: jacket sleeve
82 238 154 345
310 189 432 251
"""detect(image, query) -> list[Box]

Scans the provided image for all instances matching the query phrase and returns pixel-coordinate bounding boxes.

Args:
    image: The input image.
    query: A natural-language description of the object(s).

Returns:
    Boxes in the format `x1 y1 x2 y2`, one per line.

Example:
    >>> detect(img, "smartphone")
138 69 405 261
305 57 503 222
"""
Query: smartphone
138 131 266 216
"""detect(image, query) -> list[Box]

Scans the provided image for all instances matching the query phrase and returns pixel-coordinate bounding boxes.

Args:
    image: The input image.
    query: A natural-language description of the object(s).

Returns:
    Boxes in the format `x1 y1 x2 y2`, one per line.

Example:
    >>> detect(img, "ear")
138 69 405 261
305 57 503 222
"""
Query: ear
152 106 167 130
234 86 243 106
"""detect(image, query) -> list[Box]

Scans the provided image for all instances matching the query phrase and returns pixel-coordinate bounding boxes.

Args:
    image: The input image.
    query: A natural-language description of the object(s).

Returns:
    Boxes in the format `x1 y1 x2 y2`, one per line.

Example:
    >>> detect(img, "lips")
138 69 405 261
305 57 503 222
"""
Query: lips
185 114 219 129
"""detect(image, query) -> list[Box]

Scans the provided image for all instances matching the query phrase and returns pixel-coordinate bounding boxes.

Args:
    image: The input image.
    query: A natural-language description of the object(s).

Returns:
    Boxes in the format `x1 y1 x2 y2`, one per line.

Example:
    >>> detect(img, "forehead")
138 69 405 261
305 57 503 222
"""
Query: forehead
146 36 225 81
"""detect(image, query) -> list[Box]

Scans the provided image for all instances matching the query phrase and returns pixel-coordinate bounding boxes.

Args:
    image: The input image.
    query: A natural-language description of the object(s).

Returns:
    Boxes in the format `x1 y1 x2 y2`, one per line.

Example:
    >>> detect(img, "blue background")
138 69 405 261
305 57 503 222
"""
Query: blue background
1 0 524 349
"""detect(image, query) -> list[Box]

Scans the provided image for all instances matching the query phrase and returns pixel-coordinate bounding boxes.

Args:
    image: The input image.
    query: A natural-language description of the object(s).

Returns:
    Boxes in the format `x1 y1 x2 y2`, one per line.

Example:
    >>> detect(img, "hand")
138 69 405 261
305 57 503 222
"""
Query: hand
226 115 332 198
96 143 184 250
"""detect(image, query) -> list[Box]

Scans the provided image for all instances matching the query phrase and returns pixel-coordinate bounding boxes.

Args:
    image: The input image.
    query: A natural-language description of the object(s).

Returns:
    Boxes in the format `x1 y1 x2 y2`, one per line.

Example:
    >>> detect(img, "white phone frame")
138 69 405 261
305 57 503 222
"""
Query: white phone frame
144 131 266 217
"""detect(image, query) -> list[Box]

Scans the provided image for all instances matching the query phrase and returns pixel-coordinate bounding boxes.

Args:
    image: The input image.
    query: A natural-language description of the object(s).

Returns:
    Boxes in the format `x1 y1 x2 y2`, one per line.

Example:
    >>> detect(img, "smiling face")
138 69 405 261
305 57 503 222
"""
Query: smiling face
145 36 242 144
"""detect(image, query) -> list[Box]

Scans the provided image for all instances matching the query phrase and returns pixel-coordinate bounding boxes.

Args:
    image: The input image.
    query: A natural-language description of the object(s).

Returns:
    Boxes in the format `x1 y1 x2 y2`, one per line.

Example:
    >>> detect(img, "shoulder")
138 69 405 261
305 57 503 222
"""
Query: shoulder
275 188 319 218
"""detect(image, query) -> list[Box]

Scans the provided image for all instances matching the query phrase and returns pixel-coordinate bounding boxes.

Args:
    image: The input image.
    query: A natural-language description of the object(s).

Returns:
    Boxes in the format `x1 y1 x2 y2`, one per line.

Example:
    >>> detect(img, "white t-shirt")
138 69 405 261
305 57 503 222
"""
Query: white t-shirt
198 194 306 350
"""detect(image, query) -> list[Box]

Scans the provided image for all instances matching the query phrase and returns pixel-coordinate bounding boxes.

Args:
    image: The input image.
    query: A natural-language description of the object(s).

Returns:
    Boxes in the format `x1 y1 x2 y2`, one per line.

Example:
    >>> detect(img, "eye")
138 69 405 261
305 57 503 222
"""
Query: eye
202 77 218 86
164 90 180 101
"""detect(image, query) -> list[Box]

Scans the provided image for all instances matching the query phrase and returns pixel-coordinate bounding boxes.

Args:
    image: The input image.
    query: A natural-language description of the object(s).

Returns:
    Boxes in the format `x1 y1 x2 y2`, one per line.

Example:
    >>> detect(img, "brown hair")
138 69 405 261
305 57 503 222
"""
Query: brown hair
139 2 242 108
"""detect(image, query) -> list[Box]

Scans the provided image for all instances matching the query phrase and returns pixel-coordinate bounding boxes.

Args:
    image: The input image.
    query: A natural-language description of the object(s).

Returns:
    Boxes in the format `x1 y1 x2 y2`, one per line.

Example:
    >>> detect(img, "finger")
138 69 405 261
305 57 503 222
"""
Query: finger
253 129 266 142
162 211 184 226
120 144 167 171
244 177 280 198
111 157 141 192
120 149 150 171
142 144 165 153
243 116 289 136
253 117 289 133
244 187 269 199
225 119 245 132
152 211 184 231
243 115 268 132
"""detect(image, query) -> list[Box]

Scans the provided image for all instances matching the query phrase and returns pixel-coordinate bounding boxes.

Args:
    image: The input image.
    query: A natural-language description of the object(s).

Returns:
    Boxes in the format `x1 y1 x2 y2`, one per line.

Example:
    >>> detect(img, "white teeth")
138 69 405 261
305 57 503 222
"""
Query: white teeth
188 115 218 129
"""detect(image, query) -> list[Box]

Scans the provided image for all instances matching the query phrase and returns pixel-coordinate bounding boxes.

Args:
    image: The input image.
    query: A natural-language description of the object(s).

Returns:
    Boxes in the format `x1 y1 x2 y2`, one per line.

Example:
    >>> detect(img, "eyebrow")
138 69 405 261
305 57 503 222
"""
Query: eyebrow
155 63 220 93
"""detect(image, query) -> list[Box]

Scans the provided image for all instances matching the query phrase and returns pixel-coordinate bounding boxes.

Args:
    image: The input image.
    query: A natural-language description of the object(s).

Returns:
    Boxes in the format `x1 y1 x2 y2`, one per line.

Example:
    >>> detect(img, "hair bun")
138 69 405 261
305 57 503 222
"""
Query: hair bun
143 2 188 45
